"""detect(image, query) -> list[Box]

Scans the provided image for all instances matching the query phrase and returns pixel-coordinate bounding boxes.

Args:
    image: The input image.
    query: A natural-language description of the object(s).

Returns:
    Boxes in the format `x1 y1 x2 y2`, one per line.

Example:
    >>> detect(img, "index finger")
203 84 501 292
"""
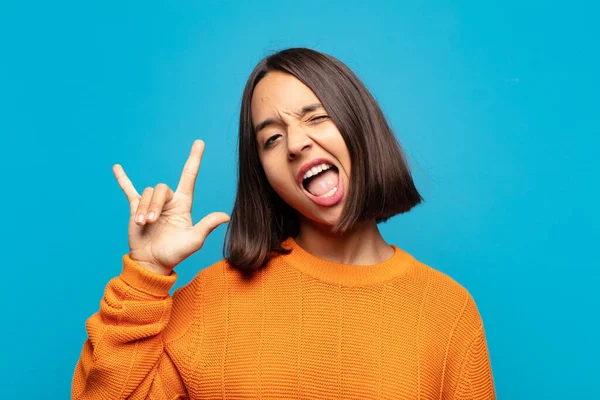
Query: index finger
112 164 140 203
175 140 205 197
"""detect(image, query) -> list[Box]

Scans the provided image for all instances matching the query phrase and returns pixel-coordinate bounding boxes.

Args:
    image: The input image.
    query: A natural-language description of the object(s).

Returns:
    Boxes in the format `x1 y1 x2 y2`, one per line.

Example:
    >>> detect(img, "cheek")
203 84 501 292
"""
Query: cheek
262 161 296 198
320 128 351 176
269 175 297 199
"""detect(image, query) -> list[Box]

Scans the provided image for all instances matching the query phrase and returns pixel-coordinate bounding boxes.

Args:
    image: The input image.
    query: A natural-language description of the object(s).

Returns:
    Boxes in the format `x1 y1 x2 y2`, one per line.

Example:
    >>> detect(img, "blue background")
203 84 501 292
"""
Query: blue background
1 1 598 398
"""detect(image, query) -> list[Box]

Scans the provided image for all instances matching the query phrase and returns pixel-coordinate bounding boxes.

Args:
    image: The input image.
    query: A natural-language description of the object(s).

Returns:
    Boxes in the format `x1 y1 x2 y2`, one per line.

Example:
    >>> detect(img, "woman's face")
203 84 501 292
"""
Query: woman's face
251 71 351 227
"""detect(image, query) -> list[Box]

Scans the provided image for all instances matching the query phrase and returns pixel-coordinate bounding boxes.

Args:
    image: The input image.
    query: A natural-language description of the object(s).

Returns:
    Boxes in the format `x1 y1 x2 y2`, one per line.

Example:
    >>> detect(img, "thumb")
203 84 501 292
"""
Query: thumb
191 212 231 249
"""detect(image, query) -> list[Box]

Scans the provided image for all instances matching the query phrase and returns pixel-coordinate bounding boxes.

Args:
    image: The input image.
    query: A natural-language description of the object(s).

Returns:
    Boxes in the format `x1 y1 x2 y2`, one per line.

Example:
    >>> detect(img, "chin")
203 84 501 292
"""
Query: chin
299 205 344 229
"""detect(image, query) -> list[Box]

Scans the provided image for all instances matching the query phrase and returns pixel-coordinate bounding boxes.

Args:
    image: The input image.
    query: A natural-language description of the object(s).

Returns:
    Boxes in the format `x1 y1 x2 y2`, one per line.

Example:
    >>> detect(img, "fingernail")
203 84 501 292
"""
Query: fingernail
135 214 145 223
147 211 155 220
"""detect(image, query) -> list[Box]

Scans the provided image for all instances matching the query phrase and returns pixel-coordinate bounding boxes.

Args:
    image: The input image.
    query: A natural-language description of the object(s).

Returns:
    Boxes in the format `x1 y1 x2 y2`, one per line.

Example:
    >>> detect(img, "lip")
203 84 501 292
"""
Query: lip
296 157 338 186
296 157 344 207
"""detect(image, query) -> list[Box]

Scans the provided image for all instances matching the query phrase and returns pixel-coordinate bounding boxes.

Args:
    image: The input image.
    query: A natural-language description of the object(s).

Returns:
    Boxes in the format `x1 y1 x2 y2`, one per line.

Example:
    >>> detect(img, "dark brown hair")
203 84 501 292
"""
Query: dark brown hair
224 47 423 271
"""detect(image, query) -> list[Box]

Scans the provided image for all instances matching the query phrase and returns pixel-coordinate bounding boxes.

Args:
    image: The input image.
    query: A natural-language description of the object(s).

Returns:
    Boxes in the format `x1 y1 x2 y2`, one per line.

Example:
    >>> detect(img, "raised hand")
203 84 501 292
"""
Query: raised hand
113 140 230 275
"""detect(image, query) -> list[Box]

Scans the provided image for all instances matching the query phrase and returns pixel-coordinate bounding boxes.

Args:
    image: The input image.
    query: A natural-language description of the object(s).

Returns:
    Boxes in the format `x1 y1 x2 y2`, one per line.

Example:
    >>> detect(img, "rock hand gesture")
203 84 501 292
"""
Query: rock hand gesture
113 140 230 275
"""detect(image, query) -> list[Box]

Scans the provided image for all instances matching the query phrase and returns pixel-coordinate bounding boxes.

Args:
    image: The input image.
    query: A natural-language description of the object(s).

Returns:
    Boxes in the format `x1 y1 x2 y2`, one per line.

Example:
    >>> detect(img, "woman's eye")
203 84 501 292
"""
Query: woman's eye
310 115 329 122
264 134 281 148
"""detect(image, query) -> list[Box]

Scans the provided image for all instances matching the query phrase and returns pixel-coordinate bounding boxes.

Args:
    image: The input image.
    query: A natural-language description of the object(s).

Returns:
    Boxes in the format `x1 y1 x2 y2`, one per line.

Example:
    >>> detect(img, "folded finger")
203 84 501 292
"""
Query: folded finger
134 187 154 225
146 183 174 223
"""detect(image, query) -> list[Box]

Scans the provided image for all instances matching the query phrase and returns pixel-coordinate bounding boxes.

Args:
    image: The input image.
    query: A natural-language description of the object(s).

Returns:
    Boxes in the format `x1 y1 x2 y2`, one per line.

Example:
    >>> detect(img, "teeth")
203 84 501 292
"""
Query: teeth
318 185 338 198
302 163 332 181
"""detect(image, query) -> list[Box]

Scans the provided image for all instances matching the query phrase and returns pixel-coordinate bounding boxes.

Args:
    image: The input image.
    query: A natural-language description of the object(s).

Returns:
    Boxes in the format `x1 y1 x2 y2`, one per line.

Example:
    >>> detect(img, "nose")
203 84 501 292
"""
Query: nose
287 125 312 160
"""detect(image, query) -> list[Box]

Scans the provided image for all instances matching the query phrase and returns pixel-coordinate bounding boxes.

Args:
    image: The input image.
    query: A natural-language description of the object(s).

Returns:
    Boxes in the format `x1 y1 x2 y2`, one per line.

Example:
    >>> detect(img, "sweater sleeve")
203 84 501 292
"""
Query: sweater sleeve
71 254 189 400
452 323 496 400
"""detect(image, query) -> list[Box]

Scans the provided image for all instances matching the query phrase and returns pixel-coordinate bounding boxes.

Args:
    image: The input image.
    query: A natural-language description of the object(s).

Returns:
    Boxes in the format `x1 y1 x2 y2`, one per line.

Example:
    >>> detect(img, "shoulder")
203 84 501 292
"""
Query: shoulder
172 258 231 299
171 257 251 307
163 258 229 342
406 256 469 297
405 255 484 329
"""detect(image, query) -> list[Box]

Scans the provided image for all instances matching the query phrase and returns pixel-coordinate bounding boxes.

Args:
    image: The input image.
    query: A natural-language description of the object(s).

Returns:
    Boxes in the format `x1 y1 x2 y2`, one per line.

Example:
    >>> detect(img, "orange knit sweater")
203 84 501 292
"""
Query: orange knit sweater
72 237 495 399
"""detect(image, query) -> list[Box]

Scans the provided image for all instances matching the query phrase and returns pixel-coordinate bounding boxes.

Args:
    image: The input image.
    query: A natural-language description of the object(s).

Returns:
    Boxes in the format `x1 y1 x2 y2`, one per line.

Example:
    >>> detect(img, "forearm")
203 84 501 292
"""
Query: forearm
72 254 178 399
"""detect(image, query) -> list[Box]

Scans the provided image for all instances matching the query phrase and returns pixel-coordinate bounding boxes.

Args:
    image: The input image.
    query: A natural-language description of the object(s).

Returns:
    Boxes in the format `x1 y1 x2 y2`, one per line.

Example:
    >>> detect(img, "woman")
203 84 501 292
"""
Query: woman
72 48 495 399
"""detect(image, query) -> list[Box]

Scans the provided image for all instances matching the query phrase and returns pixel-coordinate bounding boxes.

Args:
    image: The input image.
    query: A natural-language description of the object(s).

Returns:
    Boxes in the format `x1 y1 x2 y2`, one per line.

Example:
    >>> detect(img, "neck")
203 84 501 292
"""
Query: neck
294 218 394 265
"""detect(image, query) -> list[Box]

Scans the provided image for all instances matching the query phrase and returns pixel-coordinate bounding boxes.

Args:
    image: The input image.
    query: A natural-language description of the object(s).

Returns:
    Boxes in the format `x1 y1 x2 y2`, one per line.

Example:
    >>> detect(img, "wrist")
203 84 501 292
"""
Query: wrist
133 258 172 276
122 254 177 297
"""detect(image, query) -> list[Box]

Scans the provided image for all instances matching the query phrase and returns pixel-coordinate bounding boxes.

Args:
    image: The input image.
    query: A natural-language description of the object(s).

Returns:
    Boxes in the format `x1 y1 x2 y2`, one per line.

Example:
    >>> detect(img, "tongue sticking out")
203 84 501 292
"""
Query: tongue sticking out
304 169 339 197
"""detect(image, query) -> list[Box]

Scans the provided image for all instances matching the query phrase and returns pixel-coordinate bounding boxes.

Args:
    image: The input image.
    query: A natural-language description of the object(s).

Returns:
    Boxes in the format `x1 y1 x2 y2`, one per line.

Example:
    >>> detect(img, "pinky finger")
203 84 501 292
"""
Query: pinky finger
113 164 140 203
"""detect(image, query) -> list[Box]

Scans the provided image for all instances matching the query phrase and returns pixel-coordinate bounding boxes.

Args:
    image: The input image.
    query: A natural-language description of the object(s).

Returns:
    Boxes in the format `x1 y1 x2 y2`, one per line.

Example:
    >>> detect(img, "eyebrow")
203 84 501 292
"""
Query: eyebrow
254 103 324 134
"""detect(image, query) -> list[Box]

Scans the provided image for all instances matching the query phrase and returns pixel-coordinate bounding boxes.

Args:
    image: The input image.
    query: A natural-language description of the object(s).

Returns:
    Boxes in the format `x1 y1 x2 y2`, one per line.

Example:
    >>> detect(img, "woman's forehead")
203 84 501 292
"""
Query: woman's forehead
251 72 319 119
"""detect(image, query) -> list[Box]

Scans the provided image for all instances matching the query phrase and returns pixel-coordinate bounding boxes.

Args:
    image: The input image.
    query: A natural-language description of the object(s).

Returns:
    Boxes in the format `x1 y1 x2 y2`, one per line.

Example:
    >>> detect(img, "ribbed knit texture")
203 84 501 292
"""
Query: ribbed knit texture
72 237 495 399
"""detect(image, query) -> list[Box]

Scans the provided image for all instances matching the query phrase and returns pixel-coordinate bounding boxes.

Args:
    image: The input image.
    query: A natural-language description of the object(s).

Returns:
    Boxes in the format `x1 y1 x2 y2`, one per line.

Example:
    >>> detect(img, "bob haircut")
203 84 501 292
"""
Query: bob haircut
224 47 423 271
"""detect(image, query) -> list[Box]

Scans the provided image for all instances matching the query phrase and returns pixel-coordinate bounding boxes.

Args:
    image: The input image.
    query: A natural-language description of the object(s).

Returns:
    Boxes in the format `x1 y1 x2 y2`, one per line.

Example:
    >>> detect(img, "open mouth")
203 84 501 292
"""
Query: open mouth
301 163 340 198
